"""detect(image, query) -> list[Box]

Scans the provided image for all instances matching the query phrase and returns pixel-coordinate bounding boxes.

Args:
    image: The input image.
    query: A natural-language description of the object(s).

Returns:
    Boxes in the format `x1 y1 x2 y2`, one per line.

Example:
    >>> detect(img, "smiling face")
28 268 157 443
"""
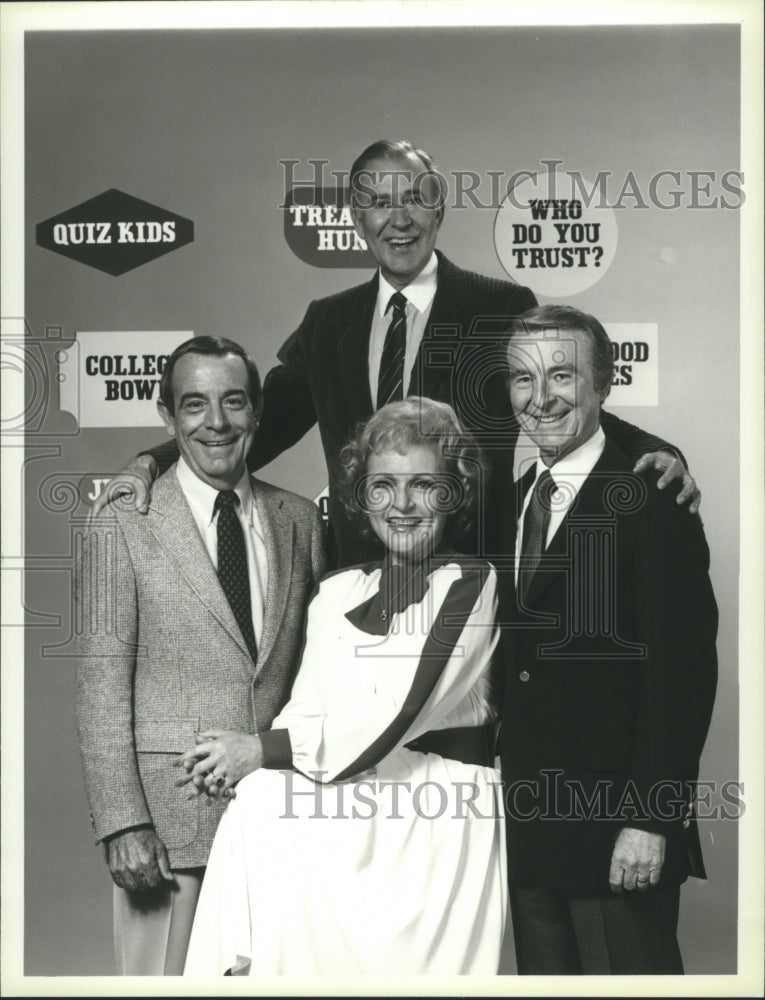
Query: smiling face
351 152 444 290
364 445 448 564
158 352 257 490
506 328 607 465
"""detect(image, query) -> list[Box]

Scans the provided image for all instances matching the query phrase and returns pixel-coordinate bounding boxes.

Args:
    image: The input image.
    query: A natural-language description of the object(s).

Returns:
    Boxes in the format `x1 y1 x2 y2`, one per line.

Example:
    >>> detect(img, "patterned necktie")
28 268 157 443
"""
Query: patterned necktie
214 490 258 665
377 291 408 406
518 469 555 604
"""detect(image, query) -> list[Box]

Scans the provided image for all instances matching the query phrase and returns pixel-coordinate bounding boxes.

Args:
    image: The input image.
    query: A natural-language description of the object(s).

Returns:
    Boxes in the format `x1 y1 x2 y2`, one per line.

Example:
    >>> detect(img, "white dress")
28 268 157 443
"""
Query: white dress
184 556 506 976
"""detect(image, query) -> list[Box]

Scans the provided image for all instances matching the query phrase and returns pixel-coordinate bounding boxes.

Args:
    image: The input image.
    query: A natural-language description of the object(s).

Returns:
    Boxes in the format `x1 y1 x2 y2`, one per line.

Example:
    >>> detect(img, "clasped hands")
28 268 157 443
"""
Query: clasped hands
173 729 264 802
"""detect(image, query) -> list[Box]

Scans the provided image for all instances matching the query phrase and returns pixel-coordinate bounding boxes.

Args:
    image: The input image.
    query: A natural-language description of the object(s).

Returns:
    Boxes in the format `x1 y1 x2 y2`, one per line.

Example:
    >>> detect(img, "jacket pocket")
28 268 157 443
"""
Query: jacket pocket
137 751 199 850
134 716 201 849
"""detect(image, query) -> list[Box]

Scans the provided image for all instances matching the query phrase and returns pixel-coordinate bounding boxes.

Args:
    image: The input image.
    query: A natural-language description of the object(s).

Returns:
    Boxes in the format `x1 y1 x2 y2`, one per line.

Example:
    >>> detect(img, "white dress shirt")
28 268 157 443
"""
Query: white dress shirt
368 252 438 407
514 425 606 586
176 457 268 645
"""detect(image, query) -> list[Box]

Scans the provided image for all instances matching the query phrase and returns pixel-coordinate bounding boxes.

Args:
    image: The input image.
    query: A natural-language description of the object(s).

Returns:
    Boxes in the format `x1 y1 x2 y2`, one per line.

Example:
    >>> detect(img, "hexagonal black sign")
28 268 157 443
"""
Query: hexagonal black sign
36 189 194 276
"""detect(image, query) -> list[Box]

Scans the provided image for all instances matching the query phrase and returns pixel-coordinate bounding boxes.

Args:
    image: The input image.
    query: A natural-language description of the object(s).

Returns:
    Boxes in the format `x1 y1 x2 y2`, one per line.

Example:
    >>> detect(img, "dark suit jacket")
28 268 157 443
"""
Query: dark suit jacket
148 253 675 567
247 251 536 566
497 438 718 895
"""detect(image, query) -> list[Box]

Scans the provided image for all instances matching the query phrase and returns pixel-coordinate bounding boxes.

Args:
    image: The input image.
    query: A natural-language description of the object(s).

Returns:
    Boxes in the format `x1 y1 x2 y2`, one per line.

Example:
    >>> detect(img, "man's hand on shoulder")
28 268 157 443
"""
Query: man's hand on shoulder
633 450 701 513
106 826 173 892
89 454 159 520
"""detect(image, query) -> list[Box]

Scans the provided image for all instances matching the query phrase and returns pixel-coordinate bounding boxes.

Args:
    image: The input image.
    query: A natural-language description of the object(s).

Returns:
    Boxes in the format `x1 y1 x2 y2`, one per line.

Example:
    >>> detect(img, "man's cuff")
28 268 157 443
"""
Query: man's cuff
102 822 154 844
260 729 293 769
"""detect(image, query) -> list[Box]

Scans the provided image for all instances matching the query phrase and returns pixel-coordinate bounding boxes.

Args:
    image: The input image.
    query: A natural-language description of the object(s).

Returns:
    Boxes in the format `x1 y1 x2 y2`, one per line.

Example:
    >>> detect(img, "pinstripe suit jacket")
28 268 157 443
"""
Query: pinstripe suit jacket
75 465 326 868
245 251 538 567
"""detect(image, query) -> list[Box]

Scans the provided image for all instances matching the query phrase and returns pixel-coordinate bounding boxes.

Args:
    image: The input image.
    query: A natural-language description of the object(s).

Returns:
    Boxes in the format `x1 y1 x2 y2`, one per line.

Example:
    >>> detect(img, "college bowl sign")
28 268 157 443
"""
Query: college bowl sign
36 189 194 275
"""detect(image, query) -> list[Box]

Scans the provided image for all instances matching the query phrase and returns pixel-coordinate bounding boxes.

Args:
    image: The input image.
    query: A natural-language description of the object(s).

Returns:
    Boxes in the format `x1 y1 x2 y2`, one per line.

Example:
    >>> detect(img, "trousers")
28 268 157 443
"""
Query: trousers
113 868 205 975
509 878 683 974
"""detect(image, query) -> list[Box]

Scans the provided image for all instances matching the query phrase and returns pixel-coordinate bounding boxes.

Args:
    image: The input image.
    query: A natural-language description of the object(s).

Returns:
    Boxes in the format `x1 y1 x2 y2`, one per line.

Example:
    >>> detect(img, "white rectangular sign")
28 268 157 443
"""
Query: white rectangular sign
58 330 192 427
606 322 658 407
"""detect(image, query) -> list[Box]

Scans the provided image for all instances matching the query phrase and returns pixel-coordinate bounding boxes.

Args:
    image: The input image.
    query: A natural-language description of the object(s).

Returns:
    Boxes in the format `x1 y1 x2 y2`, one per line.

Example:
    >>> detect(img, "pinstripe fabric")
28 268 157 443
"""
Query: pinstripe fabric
245 252 539 568
75 465 326 868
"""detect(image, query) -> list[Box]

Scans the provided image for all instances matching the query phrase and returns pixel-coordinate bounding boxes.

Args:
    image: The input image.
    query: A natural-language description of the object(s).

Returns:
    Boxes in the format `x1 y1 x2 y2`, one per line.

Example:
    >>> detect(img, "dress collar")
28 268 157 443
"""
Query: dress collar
345 546 456 636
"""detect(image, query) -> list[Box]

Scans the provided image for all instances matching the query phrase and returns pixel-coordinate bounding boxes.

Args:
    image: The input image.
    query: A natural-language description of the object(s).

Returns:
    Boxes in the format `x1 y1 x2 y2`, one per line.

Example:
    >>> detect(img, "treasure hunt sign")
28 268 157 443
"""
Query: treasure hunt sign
37 190 194 275
58 331 191 427
284 186 374 268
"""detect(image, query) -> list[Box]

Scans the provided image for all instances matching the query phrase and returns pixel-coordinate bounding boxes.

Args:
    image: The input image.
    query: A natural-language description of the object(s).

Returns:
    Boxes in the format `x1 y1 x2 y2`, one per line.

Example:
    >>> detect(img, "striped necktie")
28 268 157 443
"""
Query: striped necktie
377 291 407 406
214 490 258 665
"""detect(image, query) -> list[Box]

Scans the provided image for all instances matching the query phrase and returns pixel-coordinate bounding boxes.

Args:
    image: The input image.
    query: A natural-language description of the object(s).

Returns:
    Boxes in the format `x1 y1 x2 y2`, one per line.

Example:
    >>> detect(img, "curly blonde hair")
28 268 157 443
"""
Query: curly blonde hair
337 397 486 546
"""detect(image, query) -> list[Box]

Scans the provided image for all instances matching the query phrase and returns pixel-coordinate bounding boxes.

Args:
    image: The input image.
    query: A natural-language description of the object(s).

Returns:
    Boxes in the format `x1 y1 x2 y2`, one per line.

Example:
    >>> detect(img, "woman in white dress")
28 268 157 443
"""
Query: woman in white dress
178 397 506 976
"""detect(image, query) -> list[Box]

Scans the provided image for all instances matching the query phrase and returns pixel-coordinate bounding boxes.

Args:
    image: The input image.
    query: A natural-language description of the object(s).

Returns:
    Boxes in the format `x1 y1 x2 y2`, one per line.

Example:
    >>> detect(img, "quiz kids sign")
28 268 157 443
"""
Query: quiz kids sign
58 331 191 427
494 172 618 296
37 190 194 275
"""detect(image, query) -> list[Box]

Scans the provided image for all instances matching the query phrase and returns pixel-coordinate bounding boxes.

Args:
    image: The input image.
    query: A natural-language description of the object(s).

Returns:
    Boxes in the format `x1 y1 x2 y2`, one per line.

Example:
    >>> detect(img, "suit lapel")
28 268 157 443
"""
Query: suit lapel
409 252 465 400
148 469 253 662
253 480 294 669
338 274 377 420
524 440 627 606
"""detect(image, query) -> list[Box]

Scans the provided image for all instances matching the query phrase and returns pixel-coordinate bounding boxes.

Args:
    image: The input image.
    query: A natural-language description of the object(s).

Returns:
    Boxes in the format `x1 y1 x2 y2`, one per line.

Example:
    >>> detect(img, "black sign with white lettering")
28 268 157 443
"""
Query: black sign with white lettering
36 189 194 275
284 186 374 268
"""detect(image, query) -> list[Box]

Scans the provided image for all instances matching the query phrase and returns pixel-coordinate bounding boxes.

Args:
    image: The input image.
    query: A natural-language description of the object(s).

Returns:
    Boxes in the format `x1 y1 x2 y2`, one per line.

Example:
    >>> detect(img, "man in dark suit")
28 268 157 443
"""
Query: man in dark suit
92 140 698 566
76 337 326 974
498 305 718 974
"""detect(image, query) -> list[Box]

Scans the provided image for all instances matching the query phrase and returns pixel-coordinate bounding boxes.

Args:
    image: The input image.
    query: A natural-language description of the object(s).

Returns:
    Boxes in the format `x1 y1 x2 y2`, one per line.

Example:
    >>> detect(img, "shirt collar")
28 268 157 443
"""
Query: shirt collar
176 456 254 525
534 424 606 489
376 251 438 317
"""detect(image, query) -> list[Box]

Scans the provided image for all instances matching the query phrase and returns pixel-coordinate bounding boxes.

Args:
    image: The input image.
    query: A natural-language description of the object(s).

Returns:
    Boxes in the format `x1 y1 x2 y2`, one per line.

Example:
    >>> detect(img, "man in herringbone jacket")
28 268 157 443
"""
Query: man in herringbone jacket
75 336 326 975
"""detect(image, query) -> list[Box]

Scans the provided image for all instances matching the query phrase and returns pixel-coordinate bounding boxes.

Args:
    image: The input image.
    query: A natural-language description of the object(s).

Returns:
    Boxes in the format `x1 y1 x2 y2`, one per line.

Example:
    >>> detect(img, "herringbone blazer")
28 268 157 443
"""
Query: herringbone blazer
75 466 326 868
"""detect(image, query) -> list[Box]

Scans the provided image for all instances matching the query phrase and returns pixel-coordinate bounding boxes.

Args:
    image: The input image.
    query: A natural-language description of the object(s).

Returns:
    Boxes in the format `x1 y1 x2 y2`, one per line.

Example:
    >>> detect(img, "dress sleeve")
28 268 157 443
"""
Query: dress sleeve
261 563 499 783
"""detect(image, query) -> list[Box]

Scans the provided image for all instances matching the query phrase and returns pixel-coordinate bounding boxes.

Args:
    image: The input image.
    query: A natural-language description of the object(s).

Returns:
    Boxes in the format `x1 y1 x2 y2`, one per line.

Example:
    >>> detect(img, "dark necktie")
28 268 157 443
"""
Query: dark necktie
377 291 408 406
518 469 555 604
214 490 258 665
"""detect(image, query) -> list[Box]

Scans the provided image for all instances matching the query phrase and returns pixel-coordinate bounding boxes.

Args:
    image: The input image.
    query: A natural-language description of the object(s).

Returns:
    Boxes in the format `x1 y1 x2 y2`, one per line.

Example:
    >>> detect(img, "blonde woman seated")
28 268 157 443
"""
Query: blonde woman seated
179 398 505 976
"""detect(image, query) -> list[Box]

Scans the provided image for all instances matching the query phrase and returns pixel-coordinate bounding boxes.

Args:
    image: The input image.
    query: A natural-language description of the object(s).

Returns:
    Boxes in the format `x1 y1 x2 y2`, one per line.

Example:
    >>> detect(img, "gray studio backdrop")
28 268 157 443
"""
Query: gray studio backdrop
23 26 739 975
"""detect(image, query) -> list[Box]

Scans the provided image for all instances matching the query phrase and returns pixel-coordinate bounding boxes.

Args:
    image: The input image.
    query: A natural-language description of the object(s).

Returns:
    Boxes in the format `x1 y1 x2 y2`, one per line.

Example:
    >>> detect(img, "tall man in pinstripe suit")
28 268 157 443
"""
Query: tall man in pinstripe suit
76 336 326 975
93 140 700 568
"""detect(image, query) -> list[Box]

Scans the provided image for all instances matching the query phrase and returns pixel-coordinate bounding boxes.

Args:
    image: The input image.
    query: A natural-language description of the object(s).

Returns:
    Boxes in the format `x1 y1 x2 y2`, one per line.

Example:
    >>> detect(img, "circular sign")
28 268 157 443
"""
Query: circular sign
494 172 618 297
